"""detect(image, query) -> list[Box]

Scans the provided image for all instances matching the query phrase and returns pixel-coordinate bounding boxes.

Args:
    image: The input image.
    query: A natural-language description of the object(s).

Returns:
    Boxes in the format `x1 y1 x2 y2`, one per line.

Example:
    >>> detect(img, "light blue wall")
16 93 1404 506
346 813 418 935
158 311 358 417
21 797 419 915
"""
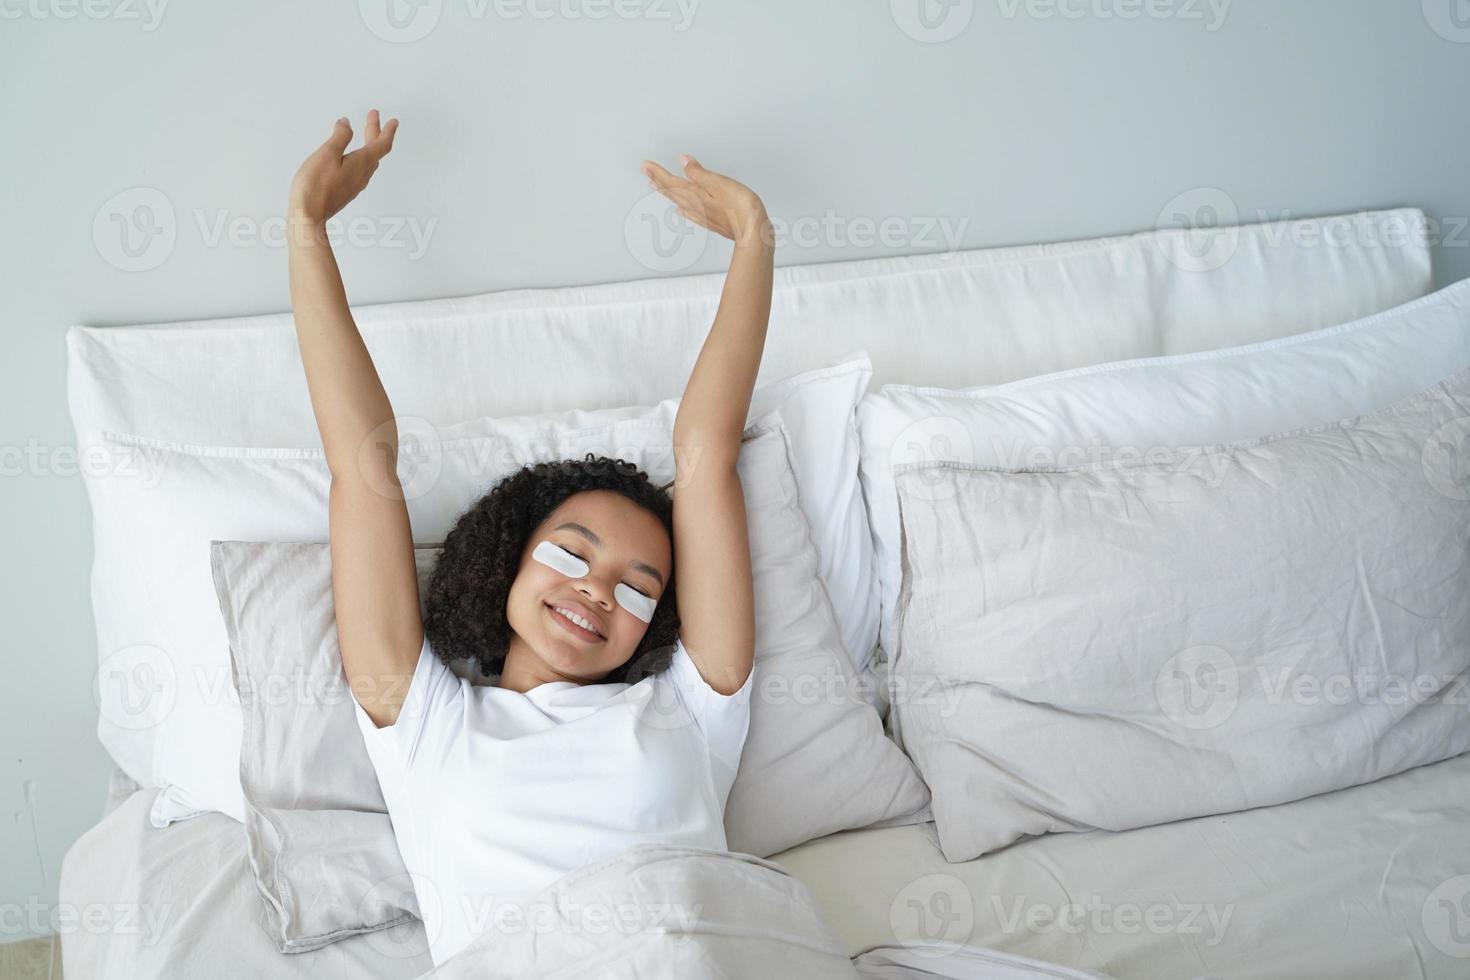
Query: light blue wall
3 0 1469 939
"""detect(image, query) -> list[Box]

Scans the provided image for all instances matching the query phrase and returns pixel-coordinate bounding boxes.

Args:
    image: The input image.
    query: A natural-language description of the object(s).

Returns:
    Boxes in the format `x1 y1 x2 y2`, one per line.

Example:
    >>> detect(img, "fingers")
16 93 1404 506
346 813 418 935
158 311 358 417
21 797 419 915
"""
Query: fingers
644 156 715 190
326 110 398 164
324 117 354 157
679 154 708 182
642 165 706 223
668 185 708 220
679 154 730 191
642 158 709 212
377 117 399 157
361 109 399 159
343 111 399 170
651 154 744 204
641 159 688 192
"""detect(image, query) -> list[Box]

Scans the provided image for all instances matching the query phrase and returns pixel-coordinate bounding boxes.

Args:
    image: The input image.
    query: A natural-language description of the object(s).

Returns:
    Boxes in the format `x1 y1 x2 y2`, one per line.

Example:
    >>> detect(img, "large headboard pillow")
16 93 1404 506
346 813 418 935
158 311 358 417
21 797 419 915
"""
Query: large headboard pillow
891 363 1470 862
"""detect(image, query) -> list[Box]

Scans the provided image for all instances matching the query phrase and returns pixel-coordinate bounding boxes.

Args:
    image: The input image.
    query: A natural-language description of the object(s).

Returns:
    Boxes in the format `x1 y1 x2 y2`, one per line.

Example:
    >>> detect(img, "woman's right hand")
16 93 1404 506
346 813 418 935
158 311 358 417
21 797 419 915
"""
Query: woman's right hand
289 110 399 227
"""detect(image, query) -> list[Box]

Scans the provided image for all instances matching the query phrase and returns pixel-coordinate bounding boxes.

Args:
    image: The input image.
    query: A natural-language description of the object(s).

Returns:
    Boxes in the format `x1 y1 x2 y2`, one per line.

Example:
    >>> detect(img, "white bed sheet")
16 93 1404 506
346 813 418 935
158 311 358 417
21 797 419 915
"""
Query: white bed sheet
60 790 432 979
771 750 1470 979
62 749 1470 979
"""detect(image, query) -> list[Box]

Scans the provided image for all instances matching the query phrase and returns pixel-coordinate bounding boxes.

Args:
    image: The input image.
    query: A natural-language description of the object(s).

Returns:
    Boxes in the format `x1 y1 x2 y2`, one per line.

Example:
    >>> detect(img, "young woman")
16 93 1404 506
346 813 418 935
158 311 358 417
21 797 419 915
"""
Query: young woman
287 110 773 966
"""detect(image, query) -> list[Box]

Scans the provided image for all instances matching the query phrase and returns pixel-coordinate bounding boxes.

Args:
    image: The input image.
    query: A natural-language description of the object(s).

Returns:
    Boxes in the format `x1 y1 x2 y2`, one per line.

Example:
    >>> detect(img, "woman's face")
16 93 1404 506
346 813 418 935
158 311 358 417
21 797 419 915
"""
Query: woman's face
504 490 672 683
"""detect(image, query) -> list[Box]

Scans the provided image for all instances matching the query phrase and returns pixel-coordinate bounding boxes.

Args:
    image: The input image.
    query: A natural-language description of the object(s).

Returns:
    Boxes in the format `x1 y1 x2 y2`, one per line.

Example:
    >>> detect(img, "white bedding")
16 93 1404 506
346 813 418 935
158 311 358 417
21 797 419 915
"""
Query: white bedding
66 206 1435 828
59 206 1446 976
413 842 1113 980
772 751 1470 979
62 749 1470 979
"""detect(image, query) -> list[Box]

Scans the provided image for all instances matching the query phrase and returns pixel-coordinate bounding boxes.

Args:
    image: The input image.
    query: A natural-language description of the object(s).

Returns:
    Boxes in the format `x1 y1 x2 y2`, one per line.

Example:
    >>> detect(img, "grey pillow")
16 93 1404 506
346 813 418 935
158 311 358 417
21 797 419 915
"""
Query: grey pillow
890 364 1470 863
210 540 434 952
211 416 928 951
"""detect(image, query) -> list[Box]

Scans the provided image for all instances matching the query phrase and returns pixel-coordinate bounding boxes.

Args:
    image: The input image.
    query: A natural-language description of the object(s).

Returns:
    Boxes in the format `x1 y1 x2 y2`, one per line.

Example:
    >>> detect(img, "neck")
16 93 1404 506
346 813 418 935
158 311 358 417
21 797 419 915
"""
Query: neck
498 635 592 693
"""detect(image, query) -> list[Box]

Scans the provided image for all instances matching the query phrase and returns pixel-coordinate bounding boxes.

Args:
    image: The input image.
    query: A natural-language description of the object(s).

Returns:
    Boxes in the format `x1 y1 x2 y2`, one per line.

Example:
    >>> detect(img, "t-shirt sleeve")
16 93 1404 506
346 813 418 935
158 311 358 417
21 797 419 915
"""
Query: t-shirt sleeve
350 633 462 775
664 636 754 777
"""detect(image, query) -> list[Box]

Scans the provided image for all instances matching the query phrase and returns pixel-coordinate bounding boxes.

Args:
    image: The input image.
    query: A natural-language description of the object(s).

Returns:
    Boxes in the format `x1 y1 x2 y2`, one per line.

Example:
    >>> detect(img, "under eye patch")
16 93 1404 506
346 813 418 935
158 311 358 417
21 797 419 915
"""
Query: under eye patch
531 540 658 623
533 539 589 578
613 583 657 624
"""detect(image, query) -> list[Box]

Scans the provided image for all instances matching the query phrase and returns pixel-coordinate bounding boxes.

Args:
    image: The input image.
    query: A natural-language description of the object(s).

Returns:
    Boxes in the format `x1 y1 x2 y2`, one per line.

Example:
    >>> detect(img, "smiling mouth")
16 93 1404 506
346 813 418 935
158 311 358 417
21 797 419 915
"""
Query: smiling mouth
545 602 605 642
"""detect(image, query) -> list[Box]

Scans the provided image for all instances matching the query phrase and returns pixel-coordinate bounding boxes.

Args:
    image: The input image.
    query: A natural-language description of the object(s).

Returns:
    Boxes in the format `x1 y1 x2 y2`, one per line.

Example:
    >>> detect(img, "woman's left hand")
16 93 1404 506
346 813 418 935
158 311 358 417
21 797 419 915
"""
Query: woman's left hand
641 156 772 248
290 110 399 226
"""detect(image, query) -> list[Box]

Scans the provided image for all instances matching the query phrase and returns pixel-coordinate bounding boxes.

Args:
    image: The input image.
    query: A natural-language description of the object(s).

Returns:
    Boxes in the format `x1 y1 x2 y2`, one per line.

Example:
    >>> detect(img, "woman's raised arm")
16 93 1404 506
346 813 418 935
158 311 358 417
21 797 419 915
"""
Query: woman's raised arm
288 111 422 728
641 155 774 696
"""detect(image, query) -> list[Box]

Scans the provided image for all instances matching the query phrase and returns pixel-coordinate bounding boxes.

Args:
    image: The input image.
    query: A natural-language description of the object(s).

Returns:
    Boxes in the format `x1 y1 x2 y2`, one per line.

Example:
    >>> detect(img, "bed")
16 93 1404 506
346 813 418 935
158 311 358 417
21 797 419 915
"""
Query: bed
61 205 1464 978
64 748 1470 978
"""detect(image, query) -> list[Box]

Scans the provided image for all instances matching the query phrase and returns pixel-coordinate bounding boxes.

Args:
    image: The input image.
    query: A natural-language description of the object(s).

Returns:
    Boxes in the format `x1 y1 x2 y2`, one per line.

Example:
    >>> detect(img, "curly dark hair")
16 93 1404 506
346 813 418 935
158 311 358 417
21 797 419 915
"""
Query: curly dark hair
422 454 679 685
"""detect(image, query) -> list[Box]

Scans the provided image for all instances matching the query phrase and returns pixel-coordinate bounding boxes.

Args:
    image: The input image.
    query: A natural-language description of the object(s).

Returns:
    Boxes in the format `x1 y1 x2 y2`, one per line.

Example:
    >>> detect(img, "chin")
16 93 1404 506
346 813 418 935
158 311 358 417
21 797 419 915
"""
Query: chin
538 640 612 681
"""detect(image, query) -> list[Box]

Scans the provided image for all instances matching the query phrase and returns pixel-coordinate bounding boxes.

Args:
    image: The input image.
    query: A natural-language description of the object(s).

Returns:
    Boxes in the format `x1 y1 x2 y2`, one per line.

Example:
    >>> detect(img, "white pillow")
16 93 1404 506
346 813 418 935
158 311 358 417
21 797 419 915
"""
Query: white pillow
88 353 878 825
891 364 1470 861
859 279 1470 707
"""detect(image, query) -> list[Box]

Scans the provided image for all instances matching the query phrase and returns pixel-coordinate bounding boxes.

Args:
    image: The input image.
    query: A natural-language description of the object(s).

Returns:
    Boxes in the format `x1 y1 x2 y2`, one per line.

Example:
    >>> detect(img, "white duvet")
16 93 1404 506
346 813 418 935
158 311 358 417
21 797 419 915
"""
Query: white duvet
60 753 1470 979
415 842 1113 980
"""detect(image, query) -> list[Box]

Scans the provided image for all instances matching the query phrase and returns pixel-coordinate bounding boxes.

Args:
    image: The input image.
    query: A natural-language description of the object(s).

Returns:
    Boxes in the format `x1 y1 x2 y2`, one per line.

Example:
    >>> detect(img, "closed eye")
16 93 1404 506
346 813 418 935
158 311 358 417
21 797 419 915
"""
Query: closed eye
563 545 654 599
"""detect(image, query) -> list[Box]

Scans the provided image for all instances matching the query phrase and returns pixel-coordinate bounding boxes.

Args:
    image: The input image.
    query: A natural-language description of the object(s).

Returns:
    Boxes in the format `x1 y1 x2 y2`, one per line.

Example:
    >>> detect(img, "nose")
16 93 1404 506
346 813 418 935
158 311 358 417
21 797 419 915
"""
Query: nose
574 573 615 611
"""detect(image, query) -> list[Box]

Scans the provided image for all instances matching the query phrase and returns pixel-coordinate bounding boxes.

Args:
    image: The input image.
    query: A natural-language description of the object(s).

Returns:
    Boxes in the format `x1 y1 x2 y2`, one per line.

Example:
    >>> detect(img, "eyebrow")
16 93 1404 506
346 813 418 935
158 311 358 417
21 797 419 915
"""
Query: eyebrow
554 522 665 588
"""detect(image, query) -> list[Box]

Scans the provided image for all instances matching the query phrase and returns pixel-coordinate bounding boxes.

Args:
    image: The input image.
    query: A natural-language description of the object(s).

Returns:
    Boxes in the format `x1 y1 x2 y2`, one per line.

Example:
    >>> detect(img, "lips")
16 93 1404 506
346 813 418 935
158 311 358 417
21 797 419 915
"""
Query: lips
545 600 605 641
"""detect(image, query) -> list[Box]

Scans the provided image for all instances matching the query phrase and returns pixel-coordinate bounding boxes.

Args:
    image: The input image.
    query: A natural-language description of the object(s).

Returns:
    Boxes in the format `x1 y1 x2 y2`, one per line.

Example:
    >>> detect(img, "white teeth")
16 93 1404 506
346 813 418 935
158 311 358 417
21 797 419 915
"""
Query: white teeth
553 606 601 637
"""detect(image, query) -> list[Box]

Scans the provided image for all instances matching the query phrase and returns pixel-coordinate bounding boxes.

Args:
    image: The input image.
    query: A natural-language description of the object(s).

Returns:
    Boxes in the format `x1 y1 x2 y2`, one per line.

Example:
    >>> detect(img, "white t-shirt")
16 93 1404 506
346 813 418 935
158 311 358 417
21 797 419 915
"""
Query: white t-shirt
350 633 753 966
